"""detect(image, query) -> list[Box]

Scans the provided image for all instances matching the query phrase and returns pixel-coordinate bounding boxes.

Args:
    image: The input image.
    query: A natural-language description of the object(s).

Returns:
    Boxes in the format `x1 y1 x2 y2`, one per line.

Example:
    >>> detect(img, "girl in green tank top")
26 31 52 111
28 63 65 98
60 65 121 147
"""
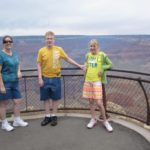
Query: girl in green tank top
83 39 113 132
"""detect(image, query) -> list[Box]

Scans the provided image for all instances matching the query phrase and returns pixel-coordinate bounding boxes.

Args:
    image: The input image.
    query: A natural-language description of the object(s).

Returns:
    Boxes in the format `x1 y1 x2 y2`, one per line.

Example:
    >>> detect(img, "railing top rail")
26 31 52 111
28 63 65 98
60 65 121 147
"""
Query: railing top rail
21 68 150 76
109 69 150 76
22 74 150 83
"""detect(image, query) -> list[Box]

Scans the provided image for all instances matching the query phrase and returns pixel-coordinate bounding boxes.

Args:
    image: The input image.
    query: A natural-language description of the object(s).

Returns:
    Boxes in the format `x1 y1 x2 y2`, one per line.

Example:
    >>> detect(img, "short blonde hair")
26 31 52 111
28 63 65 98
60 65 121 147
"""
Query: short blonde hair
89 39 100 49
45 31 55 38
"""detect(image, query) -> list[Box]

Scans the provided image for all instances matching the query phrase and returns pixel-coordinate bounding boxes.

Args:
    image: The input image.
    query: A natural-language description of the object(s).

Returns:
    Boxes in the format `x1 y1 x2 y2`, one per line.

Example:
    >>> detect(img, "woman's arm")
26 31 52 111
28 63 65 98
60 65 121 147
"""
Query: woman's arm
17 65 22 79
0 66 6 94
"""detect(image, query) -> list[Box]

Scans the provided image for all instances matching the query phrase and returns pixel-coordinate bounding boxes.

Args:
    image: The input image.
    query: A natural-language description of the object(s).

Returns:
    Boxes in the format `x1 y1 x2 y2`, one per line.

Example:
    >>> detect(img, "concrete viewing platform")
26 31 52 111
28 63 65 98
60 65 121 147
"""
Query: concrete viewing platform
0 115 149 150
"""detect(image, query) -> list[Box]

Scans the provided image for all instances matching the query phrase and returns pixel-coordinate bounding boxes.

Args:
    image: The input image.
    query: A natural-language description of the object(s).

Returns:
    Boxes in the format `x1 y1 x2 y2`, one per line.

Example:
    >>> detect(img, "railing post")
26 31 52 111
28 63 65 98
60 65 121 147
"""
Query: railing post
138 78 150 125
23 77 28 112
62 76 66 110
102 84 109 119
102 84 106 108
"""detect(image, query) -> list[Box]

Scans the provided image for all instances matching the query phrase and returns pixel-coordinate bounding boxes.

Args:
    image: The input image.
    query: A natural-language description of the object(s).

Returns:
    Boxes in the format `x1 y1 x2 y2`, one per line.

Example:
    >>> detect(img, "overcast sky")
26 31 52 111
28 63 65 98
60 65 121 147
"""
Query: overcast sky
0 0 150 35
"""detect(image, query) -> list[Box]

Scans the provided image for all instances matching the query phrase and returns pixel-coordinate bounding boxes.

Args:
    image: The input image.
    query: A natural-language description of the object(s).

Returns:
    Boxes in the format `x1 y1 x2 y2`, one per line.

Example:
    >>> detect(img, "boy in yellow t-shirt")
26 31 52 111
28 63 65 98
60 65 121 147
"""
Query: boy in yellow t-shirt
37 31 83 126
83 39 113 132
37 45 68 77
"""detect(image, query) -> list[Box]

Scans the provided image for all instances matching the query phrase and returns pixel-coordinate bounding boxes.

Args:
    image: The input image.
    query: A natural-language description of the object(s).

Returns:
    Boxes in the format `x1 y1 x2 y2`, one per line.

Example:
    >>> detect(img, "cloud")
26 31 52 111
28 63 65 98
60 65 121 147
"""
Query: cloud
0 0 150 35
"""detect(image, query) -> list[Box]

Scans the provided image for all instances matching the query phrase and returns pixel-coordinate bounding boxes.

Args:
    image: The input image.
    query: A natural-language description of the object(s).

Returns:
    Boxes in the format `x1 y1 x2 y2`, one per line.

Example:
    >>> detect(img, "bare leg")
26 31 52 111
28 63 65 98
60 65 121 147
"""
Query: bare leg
89 99 96 119
0 101 8 120
44 100 50 115
13 99 28 127
0 101 14 131
86 99 97 128
96 99 107 122
41 100 51 126
52 100 59 115
96 99 113 132
99 84 109 119
13 99 22 117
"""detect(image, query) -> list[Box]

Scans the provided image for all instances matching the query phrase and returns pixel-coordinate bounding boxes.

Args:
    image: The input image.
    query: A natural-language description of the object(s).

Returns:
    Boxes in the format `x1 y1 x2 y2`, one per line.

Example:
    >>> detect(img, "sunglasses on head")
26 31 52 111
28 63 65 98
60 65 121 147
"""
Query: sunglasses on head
3 40 13 44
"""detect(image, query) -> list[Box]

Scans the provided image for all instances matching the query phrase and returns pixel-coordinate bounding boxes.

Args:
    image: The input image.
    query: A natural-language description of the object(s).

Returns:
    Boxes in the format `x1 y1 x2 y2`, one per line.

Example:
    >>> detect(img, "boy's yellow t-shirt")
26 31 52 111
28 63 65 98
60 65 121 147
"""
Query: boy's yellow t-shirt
85 52 103 82
37 46 68 77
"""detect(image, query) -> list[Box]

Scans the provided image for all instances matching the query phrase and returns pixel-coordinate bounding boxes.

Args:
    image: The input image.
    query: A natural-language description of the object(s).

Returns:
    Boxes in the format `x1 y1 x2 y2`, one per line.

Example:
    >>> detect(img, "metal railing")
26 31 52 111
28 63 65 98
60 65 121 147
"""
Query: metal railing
8 68 150 125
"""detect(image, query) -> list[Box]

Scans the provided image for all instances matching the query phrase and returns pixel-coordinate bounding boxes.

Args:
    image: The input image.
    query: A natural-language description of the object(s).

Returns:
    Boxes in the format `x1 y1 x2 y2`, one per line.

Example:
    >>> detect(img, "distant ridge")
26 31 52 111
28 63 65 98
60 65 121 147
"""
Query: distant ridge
0 35 149 73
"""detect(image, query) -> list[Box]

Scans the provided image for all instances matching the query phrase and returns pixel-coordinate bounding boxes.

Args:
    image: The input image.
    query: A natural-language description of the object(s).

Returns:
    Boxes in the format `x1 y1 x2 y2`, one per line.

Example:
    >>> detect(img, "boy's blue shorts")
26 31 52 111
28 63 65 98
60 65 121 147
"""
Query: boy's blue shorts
40 77 61 101
0 81 22 100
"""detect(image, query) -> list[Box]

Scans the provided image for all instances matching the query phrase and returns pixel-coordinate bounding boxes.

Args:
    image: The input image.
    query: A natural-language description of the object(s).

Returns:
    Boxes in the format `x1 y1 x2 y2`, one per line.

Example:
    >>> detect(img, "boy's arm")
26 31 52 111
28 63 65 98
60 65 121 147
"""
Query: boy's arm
65 56 83 69
37 50 44 87
37 62 44 87
60 48 84 69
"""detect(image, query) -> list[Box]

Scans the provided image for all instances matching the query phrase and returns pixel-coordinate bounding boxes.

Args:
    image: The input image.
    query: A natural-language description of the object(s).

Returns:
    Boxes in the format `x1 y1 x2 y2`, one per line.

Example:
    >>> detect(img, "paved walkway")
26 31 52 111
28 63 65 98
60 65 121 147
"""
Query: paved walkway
0 117 149 150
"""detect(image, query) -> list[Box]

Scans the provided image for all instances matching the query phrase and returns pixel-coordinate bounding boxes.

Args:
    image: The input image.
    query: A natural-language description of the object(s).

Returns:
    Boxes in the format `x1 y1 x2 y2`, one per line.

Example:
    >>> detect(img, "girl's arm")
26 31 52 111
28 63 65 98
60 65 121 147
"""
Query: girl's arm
98 55 112 77
0 66 6 94
102 56 113 71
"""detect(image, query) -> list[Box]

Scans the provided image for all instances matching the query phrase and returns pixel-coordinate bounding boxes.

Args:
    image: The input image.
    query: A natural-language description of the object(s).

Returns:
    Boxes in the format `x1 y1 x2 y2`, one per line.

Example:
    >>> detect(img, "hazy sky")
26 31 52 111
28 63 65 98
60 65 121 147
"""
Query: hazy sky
0 0 150 35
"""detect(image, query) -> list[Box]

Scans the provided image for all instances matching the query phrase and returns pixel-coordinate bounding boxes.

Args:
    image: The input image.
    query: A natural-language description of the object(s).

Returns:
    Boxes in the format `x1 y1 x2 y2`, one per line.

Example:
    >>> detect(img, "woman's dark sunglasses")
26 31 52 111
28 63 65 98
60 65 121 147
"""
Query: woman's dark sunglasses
3 40 13 44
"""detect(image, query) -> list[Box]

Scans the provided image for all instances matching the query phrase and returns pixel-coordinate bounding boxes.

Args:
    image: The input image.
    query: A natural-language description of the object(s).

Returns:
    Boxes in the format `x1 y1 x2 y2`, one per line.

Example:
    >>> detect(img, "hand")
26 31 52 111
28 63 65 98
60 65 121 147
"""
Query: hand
18 71 22 79
78 64 83 69
98 71 103 77
38 78 44 87
79 65 87 72
0 85 6 94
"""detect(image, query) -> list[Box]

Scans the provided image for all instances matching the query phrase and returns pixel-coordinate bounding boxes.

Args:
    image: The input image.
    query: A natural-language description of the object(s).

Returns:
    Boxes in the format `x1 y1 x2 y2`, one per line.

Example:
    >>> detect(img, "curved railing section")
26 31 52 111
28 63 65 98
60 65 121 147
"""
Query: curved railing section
7 68 150 125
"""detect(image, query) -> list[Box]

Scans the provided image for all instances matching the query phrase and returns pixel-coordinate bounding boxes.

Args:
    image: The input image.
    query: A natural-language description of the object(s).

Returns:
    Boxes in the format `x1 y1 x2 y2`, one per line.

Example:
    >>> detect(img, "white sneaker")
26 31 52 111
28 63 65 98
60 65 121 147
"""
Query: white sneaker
1 121 14 132
103 121 113 132
87 118 97 129
13 117 28 127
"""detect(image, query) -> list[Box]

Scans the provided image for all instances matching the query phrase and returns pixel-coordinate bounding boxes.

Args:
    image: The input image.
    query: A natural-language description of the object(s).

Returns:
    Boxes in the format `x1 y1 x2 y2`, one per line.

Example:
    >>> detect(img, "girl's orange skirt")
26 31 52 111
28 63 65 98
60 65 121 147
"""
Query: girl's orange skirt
83 81 103 100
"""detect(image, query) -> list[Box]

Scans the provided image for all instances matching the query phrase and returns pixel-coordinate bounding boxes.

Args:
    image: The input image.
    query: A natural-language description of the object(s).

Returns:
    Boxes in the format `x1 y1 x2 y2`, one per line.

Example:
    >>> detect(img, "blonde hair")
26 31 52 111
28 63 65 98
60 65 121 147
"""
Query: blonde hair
89 39 100 49
45 31 55 38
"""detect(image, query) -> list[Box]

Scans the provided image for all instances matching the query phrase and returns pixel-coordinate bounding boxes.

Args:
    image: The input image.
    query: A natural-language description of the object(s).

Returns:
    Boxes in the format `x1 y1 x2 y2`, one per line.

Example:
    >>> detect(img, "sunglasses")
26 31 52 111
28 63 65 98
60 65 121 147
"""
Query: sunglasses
3 40 13 44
